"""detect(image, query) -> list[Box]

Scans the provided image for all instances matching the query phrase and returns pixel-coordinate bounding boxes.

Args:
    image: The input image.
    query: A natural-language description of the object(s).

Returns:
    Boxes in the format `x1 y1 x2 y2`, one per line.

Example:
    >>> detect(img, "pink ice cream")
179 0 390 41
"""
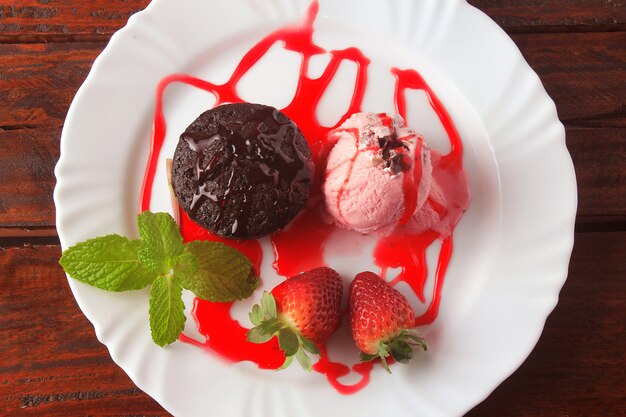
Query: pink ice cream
323 112 434 234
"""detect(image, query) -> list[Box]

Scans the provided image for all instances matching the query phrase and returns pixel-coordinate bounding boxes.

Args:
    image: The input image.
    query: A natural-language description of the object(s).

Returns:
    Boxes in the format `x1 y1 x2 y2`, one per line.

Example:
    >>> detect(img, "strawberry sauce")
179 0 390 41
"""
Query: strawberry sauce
399 138 424 225
271 207 335 277
140 0 469 394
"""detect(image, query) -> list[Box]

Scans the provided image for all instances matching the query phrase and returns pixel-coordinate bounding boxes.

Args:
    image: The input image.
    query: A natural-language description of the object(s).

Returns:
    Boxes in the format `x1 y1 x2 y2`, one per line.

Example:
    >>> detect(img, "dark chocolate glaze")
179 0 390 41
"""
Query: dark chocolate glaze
172 103 313 239
378 133 411 175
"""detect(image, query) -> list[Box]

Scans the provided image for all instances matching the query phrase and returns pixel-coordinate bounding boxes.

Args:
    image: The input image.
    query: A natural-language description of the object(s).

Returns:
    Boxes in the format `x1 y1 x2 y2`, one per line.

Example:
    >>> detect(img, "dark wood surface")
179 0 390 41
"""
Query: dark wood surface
1 1 624 416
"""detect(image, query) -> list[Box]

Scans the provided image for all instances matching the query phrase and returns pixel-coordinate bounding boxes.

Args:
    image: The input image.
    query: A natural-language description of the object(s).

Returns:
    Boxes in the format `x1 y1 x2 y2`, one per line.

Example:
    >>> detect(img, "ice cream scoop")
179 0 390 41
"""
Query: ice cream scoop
323 112 432 234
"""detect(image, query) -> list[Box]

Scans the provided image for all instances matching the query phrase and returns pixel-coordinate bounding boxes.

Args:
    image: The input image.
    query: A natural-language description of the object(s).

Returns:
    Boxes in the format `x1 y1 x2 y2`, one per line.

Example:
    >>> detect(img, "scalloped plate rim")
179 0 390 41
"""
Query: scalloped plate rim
54 0 577 416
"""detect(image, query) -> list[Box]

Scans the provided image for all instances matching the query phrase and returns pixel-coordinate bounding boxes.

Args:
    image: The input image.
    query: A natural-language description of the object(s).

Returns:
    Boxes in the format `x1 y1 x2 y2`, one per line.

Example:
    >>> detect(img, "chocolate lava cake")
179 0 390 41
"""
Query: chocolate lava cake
171 103 313 239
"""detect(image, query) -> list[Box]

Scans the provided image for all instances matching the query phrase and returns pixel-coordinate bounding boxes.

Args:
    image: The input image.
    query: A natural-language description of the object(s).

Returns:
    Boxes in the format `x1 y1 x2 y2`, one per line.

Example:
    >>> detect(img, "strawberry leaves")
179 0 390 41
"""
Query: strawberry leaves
246 291 319 371
359 329 428 373
278 328 299 356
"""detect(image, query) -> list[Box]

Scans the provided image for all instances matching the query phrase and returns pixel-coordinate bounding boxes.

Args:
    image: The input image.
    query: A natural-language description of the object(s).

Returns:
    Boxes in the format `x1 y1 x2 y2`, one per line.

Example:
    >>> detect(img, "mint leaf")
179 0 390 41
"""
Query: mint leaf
179 241 257 302
172 251 199 277
60 211 264 349
59 234 156 291
149 274 185 347
137 211 184 273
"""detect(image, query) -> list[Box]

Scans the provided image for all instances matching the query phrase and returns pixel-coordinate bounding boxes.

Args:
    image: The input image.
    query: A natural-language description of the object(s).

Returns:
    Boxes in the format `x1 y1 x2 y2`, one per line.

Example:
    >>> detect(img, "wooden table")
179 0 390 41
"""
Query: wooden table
1 1 624 415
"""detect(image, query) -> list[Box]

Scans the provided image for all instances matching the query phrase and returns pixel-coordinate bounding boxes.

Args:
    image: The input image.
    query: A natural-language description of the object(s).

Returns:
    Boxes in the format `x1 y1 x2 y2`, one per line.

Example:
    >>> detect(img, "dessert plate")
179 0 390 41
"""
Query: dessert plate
54 0 577 416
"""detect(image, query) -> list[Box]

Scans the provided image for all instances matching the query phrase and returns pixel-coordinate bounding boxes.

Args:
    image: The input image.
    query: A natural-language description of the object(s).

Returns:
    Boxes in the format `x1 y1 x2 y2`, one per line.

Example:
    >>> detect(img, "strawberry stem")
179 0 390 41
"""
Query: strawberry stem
246 291 319 372
359 329 427 374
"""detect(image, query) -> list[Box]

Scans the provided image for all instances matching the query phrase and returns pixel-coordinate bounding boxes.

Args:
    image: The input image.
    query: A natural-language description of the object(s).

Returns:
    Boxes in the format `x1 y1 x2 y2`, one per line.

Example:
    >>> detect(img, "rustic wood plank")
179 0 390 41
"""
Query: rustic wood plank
568 127 626 220
0 0 148 43
512 31 626 128
469 0 626 33
0 227 58 238
0 245 169 416
467 231 626 417
1 232 624 415
0 127 59 228
1 33 624 130
0 0 624 42
0 43 102 129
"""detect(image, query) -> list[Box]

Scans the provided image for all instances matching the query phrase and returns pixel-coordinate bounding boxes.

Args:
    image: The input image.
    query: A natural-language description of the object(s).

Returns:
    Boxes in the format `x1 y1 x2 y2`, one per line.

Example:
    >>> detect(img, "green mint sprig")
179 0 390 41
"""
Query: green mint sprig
59 211 258 347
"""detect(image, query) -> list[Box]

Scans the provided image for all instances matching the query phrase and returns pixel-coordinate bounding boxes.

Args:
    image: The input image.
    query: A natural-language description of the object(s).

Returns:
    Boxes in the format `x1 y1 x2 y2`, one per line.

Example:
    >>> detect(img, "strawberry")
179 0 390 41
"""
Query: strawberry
349 271 427 373
246 267 343 371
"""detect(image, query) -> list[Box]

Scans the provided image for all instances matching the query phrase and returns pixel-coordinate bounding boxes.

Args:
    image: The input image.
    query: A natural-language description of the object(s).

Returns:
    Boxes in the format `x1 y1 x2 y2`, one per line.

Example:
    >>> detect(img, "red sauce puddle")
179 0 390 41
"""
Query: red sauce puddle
140 0 469 394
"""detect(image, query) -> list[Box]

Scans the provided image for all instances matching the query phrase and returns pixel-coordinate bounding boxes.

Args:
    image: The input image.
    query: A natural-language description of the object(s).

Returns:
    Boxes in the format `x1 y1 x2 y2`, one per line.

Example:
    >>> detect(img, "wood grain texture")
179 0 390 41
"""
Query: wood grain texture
0 245 168 416
0 43 101 129
568 127 626 221
512 32 626 128
0 0 624 42
469 0 626 33
0 0 148 42
0 227 58 238
1 34 623 130
0 127 59 228
1 233 623 415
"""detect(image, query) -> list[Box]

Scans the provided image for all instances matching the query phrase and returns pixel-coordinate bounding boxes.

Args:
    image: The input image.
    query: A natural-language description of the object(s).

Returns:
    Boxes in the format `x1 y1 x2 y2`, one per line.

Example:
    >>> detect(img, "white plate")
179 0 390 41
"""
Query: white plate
54 0 577 416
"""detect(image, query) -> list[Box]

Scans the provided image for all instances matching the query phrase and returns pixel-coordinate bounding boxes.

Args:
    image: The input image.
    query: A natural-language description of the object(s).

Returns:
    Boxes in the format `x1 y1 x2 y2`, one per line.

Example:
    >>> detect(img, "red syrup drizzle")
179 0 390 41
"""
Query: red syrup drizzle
271 207 335 277
139 0 469 393
373 68 470 319
399 137 424 225
312 346 373 395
